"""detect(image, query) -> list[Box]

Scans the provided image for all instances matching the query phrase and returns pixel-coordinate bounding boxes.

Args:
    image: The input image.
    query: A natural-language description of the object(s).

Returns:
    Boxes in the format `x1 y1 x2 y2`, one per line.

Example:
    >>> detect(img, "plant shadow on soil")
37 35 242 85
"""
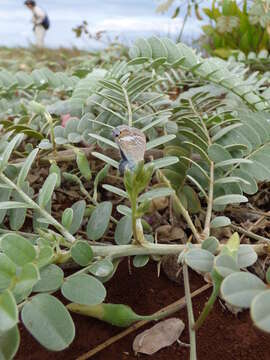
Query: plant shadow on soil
16 260 270 360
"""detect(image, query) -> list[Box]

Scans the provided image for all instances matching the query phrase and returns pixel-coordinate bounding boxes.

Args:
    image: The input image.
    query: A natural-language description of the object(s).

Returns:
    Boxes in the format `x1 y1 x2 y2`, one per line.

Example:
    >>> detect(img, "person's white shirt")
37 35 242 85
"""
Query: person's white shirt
32 6 46 25
30 6 46 47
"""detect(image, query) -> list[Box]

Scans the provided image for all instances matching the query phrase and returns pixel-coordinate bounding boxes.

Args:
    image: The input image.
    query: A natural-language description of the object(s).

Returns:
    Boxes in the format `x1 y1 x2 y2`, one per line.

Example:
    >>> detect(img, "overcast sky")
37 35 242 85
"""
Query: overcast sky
0 0 203 48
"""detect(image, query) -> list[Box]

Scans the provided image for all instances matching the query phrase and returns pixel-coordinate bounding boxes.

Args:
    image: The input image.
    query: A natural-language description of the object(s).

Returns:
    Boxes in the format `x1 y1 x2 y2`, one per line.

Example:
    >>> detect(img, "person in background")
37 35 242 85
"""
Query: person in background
24 0 50 48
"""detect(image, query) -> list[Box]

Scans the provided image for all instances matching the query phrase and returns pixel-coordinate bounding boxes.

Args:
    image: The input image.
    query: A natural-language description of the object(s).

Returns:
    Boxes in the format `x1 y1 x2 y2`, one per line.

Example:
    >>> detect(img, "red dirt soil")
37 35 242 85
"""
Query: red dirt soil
16 260 270 360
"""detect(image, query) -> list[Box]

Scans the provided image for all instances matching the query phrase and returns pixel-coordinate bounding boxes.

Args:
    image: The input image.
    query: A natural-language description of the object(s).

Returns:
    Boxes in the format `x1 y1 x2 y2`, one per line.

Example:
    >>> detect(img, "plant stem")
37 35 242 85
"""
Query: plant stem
131 199 139 243
0 173 76 244
173 195 202 243
44 111 57 155
158 170 202 243
193 275 221 331
89 242 268 260
183 263 197 360
230 224 270 243
177 2 191 43
130 190 148 246
202 161 214 239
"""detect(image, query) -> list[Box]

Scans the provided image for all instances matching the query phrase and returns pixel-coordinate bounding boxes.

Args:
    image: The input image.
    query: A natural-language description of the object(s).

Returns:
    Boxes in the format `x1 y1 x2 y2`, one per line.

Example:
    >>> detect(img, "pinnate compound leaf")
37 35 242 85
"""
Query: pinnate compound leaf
21 294 75 351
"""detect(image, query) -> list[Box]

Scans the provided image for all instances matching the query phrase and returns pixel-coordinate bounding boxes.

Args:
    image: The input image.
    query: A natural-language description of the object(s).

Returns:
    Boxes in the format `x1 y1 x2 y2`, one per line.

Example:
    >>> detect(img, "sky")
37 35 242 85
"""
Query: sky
0 0 204 49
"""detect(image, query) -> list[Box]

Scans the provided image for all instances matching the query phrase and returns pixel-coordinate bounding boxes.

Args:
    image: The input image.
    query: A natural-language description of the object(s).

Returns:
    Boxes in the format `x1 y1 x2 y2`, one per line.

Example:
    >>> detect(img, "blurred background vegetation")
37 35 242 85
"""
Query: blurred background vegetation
2 1 270 69
156 0 270 58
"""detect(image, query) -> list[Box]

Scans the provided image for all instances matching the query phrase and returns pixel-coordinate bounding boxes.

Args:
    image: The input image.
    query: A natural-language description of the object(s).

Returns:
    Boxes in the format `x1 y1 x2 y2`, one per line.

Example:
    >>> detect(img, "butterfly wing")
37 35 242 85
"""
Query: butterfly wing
117 128 146 164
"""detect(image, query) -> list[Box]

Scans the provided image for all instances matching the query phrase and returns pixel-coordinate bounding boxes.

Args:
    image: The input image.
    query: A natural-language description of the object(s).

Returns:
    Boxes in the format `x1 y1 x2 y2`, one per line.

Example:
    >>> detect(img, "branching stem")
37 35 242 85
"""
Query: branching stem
88 242 268 259
231 224 270 243
0 172 76 244
158 170 202 243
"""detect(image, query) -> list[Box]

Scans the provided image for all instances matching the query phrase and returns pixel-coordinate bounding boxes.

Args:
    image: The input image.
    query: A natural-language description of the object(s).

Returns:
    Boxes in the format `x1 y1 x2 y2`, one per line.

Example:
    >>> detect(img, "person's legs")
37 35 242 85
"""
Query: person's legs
34 25 46 47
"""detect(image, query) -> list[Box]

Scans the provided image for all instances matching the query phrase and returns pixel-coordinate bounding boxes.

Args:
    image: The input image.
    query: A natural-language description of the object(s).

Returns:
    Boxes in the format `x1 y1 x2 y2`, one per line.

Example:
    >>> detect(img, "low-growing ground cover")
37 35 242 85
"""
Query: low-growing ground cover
0 39 270 359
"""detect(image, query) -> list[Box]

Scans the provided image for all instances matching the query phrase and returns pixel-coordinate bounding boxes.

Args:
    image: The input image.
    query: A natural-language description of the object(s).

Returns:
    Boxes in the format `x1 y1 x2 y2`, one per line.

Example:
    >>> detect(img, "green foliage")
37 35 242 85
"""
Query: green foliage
201 0 270 58
33 264 64 293
21 294 75 351
0 325 20 360
71 240 94 266
61 274 106 305
86 202 112 241
1 36 270 358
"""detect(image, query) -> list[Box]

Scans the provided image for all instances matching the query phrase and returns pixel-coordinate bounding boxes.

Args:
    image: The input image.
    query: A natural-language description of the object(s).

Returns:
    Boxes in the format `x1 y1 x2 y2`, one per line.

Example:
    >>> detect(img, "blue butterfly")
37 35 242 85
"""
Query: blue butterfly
112 125 146 175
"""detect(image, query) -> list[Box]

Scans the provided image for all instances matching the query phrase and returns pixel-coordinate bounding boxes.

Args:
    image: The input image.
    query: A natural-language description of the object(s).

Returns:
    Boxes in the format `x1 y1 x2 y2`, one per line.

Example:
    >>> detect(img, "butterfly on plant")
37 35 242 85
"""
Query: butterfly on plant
112 125 146 175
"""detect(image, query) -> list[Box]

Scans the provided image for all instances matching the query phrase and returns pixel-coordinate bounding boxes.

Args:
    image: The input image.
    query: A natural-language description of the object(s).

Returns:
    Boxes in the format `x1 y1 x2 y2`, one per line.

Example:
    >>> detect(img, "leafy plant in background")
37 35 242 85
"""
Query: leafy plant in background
1 35 270 360
72 20 107 42
156 0 204 42
228 47 270 72
156 0 270 58
201 0 270 58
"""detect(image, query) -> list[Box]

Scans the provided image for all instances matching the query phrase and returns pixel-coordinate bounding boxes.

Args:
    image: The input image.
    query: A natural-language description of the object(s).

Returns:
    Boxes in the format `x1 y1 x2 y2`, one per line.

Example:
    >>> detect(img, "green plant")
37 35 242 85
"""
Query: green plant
156 0 204 42
1 37 270 360
201 0 270 58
